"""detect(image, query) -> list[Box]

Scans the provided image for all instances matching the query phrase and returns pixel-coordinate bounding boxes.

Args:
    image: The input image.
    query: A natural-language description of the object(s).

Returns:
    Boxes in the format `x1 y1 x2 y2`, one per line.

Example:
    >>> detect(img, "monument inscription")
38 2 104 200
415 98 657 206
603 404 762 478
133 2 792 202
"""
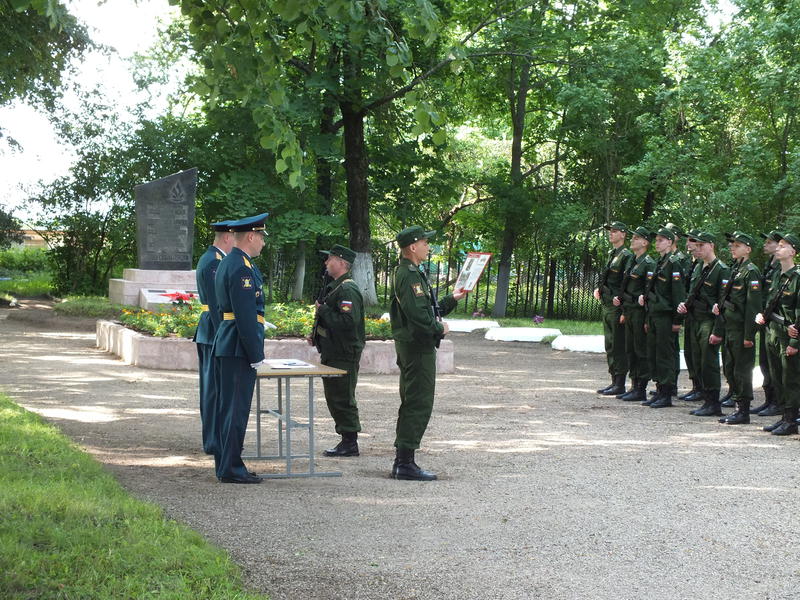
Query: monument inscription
135 168 197 270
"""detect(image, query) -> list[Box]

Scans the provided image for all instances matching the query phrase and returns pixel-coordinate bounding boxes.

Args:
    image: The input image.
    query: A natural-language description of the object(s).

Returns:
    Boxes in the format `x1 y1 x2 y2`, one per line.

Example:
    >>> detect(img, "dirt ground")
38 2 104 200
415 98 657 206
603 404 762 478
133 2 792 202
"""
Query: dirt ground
1 303 799 600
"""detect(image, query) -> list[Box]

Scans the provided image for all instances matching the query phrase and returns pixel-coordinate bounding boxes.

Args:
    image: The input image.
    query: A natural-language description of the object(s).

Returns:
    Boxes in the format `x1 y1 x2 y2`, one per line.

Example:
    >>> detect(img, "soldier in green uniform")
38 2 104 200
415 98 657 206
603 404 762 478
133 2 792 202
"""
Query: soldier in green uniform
193 219 234 454
212 213 269 484
594 221 634 396
752 231 781 416
640 227 686 408
714 232 762 424
390 226 467 481
678 230 702 401
718 233 739 407
311 244 365 457
664 223 692 397
614 226 656 402
755 233 800 436
679 231 730 417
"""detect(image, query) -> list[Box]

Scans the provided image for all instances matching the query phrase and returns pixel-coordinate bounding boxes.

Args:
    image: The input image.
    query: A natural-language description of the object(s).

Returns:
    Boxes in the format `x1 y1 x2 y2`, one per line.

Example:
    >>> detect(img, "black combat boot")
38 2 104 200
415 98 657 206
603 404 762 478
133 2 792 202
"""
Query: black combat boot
693 390 723 417
597 377 616 394
650 384 674 408
720 400 750 425
763 416 785 432
642 383 661 406
323 432 359 457
678 378 699 400
391 448 437 481
601 374 626 396
720 387 734 407
750 387 773 414
771 408 799 436
621 379 647 402
689 391 709 415
757 388 781 416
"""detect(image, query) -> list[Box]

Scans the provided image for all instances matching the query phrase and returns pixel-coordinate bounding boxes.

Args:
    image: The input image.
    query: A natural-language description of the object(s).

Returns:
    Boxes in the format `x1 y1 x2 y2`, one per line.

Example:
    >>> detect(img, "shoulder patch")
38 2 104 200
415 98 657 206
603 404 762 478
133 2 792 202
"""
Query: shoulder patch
241 276 253 290
750 281 760 290
412 283 425 297
339 300 353 312
672 272 682 280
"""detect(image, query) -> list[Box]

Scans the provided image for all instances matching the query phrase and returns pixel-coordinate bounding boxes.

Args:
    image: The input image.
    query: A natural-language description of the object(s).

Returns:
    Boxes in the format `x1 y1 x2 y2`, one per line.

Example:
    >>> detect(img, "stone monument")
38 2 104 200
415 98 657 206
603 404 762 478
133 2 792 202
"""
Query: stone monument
109 168 200 307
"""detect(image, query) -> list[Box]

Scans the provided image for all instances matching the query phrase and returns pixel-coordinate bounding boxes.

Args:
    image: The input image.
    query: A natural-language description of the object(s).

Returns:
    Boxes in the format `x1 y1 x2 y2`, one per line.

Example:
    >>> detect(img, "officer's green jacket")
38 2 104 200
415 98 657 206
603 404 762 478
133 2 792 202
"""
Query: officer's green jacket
620 253 656 312
390 257 458 346
599 246 634 304
719 258 762 342
314 272 365 360
763 265 800 349
646 252 686 323
194 245 224 345
686 257 730 336
683 257 698 293
761 257 780 309
212 247 265 363
673 250 692 281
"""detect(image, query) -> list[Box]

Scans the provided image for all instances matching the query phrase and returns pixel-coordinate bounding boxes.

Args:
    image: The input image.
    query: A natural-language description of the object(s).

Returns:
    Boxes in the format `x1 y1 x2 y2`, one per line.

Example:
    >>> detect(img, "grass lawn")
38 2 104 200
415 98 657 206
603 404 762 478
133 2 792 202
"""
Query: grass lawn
0 272 52 298
0 393 267 600
53 295 130 319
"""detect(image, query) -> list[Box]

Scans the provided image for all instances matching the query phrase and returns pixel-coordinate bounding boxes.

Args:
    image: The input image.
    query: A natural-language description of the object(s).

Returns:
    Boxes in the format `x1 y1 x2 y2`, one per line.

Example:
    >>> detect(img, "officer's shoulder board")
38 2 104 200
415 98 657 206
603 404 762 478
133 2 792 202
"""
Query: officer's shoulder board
407 263 418 271
215 252 223 260
243 256 252 269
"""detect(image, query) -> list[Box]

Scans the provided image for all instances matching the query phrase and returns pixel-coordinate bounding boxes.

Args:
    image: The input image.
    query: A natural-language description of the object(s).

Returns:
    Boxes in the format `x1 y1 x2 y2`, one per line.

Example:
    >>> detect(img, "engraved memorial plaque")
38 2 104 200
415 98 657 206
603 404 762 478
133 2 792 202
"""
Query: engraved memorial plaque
135 168 197 270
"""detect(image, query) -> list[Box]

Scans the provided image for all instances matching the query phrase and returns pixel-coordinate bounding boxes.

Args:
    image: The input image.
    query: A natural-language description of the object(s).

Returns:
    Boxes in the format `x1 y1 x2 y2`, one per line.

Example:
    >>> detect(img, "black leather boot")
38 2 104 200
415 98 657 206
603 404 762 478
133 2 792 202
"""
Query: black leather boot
693 390 723 417
601 374 626 396
642 383 661 406
763 417 785 432
771 408 799 436
720 388 734 407
721 400 750 424
650 384 674 408
689 391 709 415
758 387 781 416
597 377 616 394
324 432 360 457
391 448 437 481
750 386 773 414
621 379 646 402
678 378 698 400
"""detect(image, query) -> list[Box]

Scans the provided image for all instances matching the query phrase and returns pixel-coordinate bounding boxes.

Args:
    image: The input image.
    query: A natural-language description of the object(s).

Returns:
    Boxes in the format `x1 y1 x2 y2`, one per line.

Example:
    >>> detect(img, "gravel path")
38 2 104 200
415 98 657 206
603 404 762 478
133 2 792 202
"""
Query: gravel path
2 306 799 600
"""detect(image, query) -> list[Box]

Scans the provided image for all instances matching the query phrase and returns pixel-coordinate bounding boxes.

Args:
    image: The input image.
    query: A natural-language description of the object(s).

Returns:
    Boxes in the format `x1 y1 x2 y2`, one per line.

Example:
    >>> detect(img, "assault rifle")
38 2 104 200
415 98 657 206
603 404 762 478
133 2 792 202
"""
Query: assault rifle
684 260 717 314
762 274 793 327
421 267 444 348
311 266 332 352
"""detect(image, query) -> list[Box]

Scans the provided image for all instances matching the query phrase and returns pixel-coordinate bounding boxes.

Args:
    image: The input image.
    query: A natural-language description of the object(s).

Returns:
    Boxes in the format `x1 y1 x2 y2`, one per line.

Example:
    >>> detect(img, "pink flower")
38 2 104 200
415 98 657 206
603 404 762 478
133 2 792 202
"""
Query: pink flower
533 315 545 324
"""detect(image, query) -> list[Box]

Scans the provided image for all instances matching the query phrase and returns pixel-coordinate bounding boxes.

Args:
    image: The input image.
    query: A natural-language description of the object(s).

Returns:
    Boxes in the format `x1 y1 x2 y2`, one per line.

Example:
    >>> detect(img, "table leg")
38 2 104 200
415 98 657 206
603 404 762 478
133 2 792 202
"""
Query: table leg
277 378 283 458
285 377 292 475
308 376 315 475
255 377 262 458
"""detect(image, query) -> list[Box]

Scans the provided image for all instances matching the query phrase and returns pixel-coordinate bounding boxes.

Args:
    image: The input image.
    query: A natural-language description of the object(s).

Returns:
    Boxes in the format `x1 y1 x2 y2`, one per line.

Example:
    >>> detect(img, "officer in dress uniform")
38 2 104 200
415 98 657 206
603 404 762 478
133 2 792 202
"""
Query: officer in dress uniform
194 219 234 454
640 227 686 408
594 221 634 396
755 232 800 436
614 226 656 403
390 226 467 481
311 244 366 457
713 232 762 424
751 230 781 416
212 212 269 484
679 231 730 417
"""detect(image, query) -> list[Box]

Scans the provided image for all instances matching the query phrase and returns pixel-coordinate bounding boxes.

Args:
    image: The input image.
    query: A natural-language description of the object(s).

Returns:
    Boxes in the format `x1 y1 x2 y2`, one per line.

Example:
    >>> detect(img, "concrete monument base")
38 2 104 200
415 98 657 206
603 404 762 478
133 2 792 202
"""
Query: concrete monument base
109 268 197 307
95 320 455 374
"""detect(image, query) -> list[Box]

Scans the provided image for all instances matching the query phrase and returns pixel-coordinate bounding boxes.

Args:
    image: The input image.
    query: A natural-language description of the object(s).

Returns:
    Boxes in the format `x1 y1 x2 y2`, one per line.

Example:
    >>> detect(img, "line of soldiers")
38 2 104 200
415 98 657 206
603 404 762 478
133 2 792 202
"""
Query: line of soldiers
596 222 800 436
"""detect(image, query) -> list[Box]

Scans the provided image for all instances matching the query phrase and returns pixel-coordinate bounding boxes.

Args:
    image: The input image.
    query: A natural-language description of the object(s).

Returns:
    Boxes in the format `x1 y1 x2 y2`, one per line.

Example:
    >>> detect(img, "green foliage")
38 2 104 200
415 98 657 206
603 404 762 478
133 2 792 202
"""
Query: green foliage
0 393 265 599
53 295 127 319
264 302 392 339
0 207 23 250
0 247 48 274
0 272 51 297
120 304 201 339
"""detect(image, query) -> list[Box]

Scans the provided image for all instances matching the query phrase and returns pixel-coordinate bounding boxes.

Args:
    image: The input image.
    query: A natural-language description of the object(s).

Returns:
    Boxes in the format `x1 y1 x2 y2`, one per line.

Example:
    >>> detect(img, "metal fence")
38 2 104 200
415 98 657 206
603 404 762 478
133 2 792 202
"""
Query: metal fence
259 244 605 321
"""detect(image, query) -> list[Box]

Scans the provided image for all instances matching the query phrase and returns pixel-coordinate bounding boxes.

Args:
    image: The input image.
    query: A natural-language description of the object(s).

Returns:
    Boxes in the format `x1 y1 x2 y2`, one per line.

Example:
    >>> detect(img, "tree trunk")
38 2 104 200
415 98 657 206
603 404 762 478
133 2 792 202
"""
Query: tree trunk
291 239 306 301
492 224 517 317
546 257 557 318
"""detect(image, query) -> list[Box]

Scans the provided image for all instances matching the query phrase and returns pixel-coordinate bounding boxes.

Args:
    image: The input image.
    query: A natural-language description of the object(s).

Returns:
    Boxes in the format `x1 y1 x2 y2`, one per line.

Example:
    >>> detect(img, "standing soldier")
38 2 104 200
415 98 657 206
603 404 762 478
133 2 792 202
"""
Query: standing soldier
719 233 739 408
755 233 800 436
678 229 702 401
751 230 781 416
312 245 365 457
678 231 730 417
664 223 692 396
390 226 467 481
194 219 234 455
594 221 634 396
714 232 762 424
212 213 269 484
640 227 686 408
615 226 656 403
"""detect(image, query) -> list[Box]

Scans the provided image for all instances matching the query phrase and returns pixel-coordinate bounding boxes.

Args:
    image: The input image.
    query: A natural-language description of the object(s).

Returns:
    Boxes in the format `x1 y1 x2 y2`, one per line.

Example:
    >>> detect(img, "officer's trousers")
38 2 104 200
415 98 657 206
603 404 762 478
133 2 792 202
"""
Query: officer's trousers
647 313 677 386
394 341 436 450
196 342 218 454
689 316 721 392
602 304 627 377
722 323 755 403
623 308 649 381
765 324 800 410
321 355 362 434
214 356 256 480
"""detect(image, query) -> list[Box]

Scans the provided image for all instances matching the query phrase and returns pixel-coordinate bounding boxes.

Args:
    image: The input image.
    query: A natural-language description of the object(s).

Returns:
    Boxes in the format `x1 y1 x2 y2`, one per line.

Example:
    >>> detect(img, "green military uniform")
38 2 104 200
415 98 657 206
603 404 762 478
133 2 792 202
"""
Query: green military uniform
194 230 230 455
754 233 781 415
761 233 800 435
313 245 365 445
664 224 693 398
684 232 730 417
212 213 268 484
597 221 634 394
717 235 762 424
617 226 656 402
644 228 686 407
390 226 459 481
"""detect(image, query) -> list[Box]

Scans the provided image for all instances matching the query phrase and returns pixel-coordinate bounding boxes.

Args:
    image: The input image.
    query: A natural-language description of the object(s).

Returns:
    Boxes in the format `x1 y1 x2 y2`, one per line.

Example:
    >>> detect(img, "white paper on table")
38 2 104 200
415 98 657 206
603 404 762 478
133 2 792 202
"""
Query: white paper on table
264 359 313 369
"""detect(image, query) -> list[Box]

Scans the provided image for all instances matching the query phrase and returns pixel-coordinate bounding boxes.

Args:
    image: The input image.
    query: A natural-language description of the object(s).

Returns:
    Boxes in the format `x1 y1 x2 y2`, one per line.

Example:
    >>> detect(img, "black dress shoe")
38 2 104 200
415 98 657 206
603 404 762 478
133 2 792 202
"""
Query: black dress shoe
323 440 359 457
219 474 263 484
721 411 750 425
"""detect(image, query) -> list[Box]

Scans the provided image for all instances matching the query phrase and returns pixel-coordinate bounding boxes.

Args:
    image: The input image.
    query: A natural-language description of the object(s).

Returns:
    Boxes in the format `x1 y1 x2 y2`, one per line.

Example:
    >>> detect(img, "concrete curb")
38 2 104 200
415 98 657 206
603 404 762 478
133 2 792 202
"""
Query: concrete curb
95 320 454 374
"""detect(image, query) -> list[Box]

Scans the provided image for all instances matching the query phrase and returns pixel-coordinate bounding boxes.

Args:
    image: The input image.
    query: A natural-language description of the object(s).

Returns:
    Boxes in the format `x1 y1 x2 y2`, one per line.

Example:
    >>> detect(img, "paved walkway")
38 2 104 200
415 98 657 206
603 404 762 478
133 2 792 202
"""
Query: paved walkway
1 307 799 600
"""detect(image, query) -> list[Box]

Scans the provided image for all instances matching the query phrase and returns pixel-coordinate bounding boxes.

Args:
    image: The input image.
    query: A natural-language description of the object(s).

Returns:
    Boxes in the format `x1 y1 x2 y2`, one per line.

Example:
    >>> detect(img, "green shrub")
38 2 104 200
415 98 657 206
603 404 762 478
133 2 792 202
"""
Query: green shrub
0 247 49 274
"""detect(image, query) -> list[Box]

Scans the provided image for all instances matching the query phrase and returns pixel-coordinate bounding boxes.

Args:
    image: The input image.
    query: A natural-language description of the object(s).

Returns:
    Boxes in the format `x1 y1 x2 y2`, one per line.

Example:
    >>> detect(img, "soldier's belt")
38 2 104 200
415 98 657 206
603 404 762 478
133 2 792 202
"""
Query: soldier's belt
223 312 266 324
768 312 785 325
723 300 735 312
200 304 209 312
